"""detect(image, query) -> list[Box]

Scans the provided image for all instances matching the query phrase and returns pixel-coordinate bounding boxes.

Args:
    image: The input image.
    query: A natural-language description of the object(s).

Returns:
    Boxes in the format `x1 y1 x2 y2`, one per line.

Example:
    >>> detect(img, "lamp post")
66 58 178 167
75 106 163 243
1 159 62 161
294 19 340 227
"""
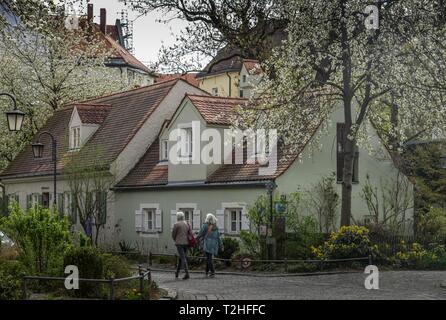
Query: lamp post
32 131 57 207
265 180 277 260
1 93 25 132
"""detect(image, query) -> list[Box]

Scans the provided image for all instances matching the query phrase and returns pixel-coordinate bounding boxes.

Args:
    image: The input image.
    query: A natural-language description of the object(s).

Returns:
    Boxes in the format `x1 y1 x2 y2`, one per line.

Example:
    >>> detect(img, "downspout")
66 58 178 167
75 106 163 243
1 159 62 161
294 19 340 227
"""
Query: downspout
226 72 232 97
0 182 5 216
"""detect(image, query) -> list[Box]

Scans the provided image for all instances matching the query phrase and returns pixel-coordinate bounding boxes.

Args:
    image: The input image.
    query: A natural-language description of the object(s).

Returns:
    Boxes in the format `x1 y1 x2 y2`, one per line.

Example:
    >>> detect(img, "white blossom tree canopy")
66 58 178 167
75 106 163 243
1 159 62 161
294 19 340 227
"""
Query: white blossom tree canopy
237 0 446 225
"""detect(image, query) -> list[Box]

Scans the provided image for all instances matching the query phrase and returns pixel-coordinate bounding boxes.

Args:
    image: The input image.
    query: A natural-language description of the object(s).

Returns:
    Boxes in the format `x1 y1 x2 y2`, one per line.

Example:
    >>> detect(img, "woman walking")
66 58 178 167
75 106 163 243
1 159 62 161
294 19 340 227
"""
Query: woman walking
197 213 223 278
172 212 190 280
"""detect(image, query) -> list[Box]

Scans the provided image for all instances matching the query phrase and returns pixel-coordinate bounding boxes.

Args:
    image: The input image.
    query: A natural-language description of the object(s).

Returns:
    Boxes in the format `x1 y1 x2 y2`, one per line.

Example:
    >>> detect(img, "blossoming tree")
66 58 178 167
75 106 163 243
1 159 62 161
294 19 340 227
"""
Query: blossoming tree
238 0 446 226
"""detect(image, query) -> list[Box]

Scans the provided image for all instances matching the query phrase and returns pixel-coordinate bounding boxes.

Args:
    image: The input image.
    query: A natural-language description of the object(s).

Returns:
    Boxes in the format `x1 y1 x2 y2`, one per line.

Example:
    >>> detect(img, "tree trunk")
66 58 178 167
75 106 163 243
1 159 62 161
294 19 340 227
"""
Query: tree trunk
340 0 353 227
389 99 399 151
95 226 100 246
341 137 355 226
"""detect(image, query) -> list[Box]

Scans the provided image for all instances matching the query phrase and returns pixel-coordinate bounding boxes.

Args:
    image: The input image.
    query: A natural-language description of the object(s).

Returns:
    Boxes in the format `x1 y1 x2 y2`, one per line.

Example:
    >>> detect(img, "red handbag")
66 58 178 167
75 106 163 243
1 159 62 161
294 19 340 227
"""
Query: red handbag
187 223 196 247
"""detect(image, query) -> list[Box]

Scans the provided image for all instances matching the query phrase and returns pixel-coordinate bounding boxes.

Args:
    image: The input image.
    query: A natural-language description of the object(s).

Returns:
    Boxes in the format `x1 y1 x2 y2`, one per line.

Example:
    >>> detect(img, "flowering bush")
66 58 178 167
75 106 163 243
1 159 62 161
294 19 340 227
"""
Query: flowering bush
311 226 375 260
395 242 446 269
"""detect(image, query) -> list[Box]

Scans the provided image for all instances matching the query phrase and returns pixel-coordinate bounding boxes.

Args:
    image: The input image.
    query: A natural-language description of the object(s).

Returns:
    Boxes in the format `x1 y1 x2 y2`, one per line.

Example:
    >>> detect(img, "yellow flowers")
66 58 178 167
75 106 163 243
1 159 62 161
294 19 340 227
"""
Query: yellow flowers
312 225 373 259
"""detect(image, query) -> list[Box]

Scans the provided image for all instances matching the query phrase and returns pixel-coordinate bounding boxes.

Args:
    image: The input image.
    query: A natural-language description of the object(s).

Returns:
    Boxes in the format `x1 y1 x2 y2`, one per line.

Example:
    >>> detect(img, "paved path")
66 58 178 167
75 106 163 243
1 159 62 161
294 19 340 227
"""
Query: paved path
151 270 446 300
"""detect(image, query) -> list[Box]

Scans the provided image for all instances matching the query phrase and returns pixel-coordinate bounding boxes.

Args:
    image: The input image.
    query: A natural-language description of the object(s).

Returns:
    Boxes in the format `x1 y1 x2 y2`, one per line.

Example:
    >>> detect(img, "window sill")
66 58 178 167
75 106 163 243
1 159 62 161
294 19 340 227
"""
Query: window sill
138 230 159 234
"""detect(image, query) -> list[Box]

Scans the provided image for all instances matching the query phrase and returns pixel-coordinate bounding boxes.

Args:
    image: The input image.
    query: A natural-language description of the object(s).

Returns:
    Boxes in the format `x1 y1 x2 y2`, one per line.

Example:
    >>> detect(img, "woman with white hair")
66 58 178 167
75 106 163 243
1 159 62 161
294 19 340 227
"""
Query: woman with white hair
171 211 191 280
197 213 223 278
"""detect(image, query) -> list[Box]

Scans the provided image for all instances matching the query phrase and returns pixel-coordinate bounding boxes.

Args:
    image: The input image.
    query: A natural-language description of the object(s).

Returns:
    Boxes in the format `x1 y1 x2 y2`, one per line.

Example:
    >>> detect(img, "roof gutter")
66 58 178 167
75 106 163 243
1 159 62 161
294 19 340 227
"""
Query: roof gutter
112 180 272 191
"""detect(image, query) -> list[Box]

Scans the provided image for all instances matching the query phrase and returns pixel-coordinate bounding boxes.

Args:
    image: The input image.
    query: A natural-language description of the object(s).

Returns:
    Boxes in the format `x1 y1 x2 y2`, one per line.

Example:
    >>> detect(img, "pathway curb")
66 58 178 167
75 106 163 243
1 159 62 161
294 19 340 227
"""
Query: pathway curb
148 266 361 278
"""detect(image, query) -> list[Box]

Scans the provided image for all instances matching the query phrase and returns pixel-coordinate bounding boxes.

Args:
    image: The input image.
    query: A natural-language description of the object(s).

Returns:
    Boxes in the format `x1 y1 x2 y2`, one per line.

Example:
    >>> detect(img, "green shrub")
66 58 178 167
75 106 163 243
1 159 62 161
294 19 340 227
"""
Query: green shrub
287 262 318 273
188 245 205 268
240 231 261 257
0 203 72 275
218 237 240 265
0 260 26 300
312 226 375 260
287 215 324 259
417 207 446 242
102 254 131 279
63 246 104 298
158 255 174 265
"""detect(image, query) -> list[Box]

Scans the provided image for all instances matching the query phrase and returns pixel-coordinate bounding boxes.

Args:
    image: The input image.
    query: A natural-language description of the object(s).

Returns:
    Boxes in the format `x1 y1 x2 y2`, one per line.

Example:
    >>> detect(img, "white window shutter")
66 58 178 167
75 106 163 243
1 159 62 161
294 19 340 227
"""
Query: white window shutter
135 210 143 232
155 209 162 232
143 210 148 231
171 210 177 230
241 208 249 231
216 209 225 234
192 210 201 231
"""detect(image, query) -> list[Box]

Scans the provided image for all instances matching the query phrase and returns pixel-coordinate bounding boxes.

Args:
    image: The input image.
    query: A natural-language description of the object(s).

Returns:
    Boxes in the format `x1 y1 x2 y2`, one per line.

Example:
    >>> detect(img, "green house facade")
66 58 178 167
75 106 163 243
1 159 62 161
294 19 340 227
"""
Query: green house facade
0 80 413 253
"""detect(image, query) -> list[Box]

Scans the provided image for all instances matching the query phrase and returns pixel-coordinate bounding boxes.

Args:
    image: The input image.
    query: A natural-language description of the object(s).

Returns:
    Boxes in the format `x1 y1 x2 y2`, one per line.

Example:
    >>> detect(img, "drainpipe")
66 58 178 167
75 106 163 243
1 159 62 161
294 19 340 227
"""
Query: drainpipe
226 72 232 97
0 182 5 216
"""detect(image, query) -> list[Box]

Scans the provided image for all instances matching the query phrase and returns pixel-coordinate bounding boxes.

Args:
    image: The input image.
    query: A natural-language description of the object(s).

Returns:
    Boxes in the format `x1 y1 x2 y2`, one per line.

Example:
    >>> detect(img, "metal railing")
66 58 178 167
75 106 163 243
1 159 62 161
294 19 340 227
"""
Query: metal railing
148 252 373 273
22 265 151 300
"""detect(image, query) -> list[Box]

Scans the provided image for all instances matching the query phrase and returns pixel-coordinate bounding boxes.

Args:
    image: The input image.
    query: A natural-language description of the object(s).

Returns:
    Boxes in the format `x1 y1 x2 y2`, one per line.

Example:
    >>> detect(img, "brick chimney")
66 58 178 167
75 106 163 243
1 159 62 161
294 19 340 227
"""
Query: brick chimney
100 8 106 34
87 3 93 24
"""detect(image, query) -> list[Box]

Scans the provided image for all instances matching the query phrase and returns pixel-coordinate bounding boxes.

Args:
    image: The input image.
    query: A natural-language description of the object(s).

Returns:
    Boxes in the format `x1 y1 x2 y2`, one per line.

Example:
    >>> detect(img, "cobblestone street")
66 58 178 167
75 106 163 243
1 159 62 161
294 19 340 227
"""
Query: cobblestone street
151 270 446 300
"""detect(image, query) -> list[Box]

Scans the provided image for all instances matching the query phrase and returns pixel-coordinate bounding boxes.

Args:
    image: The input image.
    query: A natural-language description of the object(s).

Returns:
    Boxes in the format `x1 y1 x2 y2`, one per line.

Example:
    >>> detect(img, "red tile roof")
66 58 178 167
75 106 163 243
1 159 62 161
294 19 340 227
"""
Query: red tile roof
242 59 263 75
117 140 168 187
102 32 152 74
115 139 300 188
155 73 199 87
187 94 248 126
0 79 184 179
0 107 73 178
73 103 111 124
115 94 323 187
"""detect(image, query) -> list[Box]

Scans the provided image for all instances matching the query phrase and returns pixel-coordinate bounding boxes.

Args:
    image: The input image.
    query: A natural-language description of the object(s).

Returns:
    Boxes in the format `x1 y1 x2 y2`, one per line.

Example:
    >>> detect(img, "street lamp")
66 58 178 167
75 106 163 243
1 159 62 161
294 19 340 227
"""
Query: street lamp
1 93 25 132
265 180 277 229
265 180 277 260
31 131 57 207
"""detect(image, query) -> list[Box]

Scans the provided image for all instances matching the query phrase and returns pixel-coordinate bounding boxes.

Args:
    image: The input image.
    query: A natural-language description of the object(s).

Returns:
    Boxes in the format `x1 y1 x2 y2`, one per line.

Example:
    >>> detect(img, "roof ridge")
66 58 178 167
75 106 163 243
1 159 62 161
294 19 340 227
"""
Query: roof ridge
186 93 248 101
75 79 181 104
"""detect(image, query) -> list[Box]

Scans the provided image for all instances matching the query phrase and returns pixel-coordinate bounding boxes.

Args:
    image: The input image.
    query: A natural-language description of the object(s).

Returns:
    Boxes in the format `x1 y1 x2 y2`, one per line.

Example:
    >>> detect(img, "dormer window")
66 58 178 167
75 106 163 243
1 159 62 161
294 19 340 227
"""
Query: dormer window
71 126 81 150
161 140 169 161
181 128 193 158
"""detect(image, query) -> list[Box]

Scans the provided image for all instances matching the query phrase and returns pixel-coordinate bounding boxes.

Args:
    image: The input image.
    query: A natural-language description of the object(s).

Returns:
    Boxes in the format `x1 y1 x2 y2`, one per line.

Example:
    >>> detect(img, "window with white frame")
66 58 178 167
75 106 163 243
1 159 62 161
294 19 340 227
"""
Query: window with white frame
179 208 194 224
226 208 243 233
71 126 81 149
180 128 193 158
161 140 169 161
212 87 219 96
242 75 247 83
136 204 161 234
143 208 156 232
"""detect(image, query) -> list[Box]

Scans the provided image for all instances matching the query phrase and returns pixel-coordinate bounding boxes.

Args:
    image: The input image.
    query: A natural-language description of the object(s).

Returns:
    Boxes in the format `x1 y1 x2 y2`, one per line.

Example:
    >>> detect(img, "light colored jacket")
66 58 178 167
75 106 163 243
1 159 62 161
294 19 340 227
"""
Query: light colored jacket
172 221 190 246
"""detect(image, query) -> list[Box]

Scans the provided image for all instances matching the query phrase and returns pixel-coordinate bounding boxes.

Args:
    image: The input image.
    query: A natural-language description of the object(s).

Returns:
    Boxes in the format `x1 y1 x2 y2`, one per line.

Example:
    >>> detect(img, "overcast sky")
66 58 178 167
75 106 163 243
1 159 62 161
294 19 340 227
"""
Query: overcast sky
73 0 190 65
